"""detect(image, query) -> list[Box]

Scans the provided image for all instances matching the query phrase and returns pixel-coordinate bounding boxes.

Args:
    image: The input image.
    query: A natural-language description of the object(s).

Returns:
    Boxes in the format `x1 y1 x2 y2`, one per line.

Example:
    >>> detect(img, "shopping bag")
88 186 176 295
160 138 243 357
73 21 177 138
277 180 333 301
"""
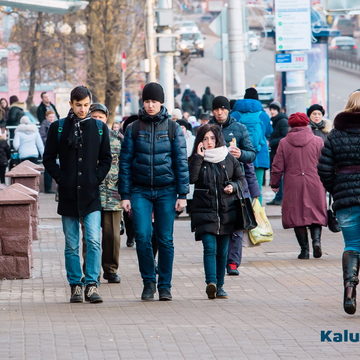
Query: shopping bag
249 198 273 245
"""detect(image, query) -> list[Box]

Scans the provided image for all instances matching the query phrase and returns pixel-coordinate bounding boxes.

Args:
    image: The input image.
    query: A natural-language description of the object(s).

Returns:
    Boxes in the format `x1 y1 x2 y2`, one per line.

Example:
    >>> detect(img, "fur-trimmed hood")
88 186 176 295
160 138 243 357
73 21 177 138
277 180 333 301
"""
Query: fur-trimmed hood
9 101 25 110
333 111 360 131
15 123 38 134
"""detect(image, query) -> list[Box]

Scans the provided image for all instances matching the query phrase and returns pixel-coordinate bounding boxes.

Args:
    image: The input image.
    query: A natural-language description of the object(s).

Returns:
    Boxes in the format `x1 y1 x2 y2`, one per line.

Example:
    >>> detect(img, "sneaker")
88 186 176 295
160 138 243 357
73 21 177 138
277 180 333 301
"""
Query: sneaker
103 273 121 283
85 284 103 303
70 285 83 303
216 287 228 299
159 288 172 301
141 282 156 301
206 283 217 299
227 263 239 276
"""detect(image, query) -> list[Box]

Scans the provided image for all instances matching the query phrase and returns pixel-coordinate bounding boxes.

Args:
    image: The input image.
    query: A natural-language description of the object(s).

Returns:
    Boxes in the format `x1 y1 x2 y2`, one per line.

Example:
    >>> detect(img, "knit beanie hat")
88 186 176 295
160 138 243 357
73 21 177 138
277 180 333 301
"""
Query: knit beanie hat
288 112 309 127
176 119 192 131
244 87 259 100
212 96 230 111
269 101 281 112
142 82 165 103
306 104 325 118
172 108 182 120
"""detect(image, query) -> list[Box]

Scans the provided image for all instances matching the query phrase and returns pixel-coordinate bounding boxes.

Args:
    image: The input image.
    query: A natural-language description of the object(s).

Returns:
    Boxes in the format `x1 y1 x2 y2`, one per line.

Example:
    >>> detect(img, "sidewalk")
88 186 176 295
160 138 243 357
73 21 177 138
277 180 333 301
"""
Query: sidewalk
0 193 357 360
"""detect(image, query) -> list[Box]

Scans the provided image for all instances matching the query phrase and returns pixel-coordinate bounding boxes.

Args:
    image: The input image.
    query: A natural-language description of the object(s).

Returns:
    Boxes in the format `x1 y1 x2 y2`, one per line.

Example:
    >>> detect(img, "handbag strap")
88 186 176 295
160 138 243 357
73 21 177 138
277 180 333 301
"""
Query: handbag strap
328 194 332 209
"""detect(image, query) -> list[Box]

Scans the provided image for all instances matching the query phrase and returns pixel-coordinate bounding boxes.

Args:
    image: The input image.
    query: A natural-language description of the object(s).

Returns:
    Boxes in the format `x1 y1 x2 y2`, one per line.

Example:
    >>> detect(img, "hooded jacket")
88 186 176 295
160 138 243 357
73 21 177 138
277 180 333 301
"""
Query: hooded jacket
269 112 288 161
13 122 44 160
271 126 327 228
119 106 189 200
7 102 25 127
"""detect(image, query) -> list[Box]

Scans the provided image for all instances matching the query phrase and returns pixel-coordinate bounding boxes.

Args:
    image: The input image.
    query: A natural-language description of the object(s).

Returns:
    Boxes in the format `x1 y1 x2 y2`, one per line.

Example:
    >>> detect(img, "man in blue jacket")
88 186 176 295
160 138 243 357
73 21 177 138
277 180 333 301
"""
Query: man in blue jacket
119 82 189 301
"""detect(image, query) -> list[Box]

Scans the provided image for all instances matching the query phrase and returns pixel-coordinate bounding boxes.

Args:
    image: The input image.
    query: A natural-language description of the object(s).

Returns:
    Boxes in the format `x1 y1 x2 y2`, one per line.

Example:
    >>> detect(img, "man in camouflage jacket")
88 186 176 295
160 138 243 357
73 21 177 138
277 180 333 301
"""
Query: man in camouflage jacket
90 103 122 284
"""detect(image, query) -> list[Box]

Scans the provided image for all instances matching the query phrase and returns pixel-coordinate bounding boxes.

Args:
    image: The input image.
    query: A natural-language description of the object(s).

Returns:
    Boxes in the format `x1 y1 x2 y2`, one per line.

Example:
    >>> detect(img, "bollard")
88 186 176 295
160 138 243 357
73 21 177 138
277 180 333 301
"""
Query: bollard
0 184 35 279
5 163 41 192
11 183 39 241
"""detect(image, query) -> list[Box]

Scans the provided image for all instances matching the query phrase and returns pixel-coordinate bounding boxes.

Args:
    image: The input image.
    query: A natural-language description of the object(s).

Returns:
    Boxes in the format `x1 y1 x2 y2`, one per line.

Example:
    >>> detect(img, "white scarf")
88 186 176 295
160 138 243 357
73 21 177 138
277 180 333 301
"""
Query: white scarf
204 146 228 163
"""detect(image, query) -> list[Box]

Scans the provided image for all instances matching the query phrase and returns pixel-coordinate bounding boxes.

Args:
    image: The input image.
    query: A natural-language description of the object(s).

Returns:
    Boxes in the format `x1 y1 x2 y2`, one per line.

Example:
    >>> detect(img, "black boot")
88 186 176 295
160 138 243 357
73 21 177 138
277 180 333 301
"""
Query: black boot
310 224 322 258
342 251 360 315
294 227 309 259
141 282 156 301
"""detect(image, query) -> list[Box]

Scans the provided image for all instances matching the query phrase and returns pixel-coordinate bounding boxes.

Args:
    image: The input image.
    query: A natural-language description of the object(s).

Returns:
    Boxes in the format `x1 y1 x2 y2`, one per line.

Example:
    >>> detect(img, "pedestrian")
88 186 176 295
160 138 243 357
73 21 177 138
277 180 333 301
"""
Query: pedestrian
209 96 259 276
13 116 44 164
201 86 214 113
7 95 25 142
171 108 183 121
39 110 56 193
190 90 201 118
189 124 245 299
231 87 273 204
119 82 189 301
43 86 111 304
0 98 9 125
37 91 60 124
90 103 122 284
199 113 210 126
318 90 360 315
266 101 288 205
307 104 331 141
181 95 195 115
180 49 191 75
0 126 10 183
270 112 327 260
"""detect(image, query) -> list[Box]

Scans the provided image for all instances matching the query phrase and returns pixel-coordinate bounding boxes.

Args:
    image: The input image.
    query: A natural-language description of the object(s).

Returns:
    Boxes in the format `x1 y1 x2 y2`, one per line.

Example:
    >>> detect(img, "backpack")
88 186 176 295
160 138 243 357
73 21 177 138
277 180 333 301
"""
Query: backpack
57 118 104 143
131 118 177 142
236 111 265 152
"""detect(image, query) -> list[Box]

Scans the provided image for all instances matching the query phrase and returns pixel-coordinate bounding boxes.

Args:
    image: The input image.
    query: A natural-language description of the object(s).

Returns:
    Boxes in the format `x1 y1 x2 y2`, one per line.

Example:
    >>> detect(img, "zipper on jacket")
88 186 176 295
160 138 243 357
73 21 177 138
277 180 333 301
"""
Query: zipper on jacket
151 122 154 187
214 170 221 235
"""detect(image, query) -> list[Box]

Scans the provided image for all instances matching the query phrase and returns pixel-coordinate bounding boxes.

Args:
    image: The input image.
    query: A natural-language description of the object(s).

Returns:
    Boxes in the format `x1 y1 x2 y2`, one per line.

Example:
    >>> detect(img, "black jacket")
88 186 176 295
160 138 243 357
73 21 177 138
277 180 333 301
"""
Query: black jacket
43 114 111 217
0 139 10 166
269 113 288 161
318 111 360 211
7 103 25 127
119 106 189 200
189 153 244 239
37 102 60 124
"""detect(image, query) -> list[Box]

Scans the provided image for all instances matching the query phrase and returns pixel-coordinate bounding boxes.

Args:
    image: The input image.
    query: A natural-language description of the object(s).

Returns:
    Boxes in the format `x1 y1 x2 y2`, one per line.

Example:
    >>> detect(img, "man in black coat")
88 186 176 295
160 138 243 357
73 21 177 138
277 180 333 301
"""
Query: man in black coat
37 91 60 124
43 86 111 304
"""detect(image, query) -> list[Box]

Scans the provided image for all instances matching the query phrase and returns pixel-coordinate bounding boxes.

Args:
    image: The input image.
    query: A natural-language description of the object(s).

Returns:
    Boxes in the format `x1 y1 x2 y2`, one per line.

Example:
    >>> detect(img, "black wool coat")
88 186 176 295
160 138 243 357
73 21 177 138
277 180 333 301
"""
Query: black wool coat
269 113 288 162
189 153 244 240
43 116 111 217
318 111 360 211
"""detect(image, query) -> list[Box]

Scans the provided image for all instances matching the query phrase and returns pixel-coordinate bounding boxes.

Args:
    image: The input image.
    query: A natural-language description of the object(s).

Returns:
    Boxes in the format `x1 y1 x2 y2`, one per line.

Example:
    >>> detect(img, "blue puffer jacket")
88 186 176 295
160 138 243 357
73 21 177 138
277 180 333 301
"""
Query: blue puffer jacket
119 106 189 200
231 99 273 169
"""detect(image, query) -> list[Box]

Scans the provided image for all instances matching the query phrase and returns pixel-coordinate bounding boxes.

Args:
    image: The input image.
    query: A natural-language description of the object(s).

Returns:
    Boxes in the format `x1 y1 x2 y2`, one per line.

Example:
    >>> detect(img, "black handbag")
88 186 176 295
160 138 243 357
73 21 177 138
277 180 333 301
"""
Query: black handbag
234 183 257 231
327 195 341 233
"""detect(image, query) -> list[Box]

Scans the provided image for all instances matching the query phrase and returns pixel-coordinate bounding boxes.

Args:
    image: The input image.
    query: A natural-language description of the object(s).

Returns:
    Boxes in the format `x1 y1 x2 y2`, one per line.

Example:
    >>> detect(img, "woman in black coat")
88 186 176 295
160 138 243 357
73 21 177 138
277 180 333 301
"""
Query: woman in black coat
189 124 244 300
318 91 360 315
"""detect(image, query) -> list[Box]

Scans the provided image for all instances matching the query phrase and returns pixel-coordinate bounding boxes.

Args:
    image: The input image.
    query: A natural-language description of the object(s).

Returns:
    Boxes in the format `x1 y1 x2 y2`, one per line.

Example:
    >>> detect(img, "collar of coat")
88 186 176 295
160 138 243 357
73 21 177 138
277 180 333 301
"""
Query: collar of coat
138 106 169 124
334 111 360 131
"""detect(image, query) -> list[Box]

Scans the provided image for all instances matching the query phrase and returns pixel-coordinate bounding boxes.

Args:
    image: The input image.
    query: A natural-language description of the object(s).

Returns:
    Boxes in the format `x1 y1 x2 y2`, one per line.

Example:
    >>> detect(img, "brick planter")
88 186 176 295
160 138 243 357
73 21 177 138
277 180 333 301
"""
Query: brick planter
5 164 41 192
0 184 35 279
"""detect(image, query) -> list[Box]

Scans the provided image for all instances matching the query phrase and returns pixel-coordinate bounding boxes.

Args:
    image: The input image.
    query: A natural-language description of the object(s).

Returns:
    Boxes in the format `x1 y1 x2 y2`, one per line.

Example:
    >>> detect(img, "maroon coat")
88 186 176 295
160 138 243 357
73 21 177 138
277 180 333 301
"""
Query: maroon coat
270 126 327 229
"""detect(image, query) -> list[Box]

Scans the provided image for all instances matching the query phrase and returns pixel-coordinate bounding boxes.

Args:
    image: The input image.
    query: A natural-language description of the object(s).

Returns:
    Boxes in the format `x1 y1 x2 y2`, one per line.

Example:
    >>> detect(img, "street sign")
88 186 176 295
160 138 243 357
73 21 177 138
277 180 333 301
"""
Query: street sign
121 52 126 72
275 0 311 51
275 53 308 71
209 8 227 37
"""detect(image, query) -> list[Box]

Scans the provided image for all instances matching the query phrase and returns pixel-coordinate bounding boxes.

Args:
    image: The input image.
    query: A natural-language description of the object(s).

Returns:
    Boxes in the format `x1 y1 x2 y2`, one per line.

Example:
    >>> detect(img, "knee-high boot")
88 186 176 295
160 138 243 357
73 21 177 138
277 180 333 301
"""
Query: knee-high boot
294 227 309 259
342 251 360 315
310 224 322 258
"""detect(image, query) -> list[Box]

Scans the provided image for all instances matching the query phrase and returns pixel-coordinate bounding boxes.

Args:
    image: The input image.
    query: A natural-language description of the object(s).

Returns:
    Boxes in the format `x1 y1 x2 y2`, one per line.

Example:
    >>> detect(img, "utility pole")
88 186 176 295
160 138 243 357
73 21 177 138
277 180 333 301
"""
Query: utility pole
158 0 174 113
146 0 156 82
228 0 246 98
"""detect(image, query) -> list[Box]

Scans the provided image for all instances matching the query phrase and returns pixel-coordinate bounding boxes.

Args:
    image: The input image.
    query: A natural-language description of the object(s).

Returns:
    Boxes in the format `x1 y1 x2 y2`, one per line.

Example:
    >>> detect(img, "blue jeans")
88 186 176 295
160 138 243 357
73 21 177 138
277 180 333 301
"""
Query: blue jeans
202 234 230 287
131 186 177 289
336 206 360 253
62 211 101 286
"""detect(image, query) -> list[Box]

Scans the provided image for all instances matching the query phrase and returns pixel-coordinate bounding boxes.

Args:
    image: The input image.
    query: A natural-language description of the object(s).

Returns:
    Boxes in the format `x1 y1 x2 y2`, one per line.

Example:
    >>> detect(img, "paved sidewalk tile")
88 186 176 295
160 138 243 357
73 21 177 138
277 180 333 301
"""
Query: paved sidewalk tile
0 194 359 359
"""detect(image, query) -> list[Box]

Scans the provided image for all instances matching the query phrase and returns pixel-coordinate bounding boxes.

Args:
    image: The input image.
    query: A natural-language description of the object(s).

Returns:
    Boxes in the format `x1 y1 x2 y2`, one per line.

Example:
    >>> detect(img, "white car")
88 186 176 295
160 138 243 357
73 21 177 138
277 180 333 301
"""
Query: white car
174 21 199 34
247 31 260 51
256 74 274 104
178 31 204 57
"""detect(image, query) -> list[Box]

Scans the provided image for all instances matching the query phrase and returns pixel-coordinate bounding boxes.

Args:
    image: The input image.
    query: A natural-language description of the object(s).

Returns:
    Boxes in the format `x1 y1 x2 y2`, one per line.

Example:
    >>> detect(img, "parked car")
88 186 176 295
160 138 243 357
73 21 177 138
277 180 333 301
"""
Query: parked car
329 36 357 54
178 31 204 57
255 74 274 104
247 31 260 51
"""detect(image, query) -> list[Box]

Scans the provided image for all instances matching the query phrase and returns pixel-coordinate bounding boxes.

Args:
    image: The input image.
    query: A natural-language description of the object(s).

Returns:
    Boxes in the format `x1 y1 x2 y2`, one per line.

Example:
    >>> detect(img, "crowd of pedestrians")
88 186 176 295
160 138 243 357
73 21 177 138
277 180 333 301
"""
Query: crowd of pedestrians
2 83 360 318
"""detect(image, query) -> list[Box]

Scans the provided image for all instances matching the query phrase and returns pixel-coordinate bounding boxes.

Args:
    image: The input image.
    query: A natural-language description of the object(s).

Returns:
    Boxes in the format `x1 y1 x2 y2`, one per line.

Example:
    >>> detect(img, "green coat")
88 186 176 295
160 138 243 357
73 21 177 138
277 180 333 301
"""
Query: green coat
100 130 122 211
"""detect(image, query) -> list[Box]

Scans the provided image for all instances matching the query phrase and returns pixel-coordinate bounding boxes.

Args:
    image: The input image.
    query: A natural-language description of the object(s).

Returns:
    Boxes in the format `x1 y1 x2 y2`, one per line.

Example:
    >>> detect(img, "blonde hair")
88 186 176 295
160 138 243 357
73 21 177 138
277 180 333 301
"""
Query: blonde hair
344 91 360 112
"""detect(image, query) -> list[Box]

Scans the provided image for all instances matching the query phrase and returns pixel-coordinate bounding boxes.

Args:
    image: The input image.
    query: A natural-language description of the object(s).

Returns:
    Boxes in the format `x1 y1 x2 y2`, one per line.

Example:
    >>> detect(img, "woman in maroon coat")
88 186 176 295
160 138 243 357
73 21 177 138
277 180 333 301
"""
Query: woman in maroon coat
270 112 327 259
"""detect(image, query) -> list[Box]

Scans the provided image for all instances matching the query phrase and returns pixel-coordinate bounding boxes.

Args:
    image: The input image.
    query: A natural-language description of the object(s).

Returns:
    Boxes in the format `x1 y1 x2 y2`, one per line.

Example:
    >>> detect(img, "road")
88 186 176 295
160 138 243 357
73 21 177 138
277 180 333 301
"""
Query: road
176 24 360 119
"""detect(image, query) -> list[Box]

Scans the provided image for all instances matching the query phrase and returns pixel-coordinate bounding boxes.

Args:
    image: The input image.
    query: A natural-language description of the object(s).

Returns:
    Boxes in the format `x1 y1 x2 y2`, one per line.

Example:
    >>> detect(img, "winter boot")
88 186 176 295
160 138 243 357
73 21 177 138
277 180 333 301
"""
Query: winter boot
342 251 360 315
294 227 309 259
310 224 322 258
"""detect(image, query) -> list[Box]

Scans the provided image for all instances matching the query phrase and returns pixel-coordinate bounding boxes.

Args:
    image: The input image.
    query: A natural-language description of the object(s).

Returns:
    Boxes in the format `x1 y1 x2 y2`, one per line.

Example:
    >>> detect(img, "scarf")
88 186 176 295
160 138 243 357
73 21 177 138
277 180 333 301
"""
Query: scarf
310 120 325 130
66 109 91 149
204 146 228 163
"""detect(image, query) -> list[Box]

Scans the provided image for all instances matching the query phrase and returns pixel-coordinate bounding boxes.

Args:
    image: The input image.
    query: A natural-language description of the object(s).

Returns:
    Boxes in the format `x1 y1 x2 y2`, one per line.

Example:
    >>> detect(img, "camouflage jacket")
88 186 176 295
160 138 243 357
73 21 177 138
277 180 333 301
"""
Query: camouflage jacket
100 130 122 211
